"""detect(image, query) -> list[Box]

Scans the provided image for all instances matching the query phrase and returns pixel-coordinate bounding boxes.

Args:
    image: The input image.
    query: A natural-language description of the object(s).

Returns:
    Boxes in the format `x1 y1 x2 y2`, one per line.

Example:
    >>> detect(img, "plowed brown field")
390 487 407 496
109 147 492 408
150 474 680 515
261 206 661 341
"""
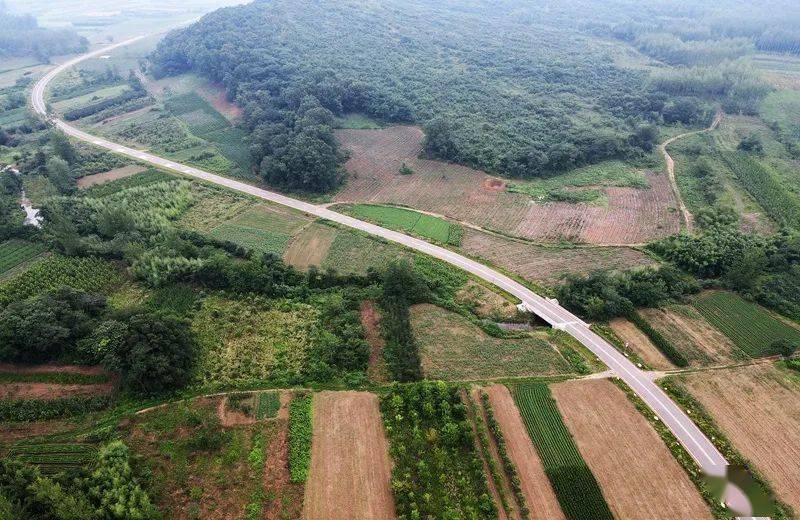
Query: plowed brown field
609 318 675 370
461 229 656 286
335 126 680 245
485 385 564 520
551 379 712 520
303 391 395 520
680 364 800 511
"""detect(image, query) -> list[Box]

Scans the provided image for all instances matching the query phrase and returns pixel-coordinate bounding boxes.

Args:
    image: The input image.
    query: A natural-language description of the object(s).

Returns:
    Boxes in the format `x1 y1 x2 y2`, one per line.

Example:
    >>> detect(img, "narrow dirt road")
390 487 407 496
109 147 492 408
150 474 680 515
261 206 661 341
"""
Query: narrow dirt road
659 112 723 233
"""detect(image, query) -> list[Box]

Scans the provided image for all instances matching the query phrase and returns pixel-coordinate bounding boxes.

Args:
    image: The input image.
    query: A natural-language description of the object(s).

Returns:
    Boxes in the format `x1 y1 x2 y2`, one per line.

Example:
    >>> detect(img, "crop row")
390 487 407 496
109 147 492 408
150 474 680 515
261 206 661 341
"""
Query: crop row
0 240 46 275
0 255 122 306
0 395 114 422
288 393 313 483
693 291 800 357
511 383 613 520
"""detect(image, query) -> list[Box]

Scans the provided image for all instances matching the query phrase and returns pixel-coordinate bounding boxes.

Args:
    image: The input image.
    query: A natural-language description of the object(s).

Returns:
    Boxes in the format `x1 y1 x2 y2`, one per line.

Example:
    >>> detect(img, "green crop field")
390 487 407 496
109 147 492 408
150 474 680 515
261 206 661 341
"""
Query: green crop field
8 443 97 475
256 392 281 419
511 383 613 520
207 205 309 255
0 240 46 276
343 204 462 245
0 256 122 306
321 231 410 275
693 292 800 357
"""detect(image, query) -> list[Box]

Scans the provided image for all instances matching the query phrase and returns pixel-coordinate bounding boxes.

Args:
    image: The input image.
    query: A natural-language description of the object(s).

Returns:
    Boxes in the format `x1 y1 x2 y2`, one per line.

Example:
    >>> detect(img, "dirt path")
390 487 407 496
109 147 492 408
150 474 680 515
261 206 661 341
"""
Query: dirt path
485 385 565 520
659 112 723 233
303 391 395 520
361 301 390 383
552 379 713 520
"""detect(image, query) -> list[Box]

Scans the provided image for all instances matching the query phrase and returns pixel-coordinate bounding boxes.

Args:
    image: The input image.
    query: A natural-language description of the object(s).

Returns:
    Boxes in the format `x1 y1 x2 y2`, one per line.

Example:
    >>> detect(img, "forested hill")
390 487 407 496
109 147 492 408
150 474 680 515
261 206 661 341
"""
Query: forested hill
0 3 88 61
150 0 663 187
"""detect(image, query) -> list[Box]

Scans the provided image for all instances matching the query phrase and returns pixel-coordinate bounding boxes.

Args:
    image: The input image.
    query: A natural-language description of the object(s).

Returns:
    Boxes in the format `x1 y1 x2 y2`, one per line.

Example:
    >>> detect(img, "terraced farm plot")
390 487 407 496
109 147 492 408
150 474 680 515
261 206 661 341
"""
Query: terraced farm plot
321 231 410 275
484 385 564 520
340 204 459 244
411 304 572 380
692 292 800 358
52 84 130 113
551 379 712 520
0 240 46 277
679 364 800 511
208 204 312 255
0 256 122 306
335 126 680 245
460 229 656 286
7 443 97 475
639 305 743 365
304 391 395 520
283 223 337 270
510 383 613 520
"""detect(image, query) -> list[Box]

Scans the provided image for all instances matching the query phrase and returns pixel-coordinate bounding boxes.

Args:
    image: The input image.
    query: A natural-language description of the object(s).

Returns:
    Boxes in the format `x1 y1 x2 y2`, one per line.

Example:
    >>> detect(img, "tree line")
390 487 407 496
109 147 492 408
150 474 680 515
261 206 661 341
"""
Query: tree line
0 3 88 61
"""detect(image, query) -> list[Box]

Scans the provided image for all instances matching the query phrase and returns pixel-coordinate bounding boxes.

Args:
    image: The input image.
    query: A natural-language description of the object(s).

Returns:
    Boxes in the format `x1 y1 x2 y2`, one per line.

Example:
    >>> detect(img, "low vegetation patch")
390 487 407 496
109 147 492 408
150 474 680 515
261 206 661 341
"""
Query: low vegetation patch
0 394 114 422
511 383 613 520
0 240 46 276
381 381 496 519
256 391 281 419
343 204 463 245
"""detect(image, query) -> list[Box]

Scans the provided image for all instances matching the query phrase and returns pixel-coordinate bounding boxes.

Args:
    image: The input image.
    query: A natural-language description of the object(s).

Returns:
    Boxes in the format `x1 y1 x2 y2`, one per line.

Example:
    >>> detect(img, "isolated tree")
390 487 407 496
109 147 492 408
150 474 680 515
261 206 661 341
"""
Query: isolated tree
738 133 764 154
630 124 659 151
771 339 798 358
50 131 77 163
45 156 75 194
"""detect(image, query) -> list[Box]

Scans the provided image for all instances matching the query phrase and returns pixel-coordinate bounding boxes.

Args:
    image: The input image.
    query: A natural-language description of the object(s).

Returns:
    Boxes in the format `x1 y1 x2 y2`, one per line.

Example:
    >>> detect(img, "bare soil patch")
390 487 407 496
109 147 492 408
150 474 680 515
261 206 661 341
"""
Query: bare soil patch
551 379 712 520
485 384 564 520
77 165 147 188
609 318 675 370
455 279 519 321
461 228 656 286
263 406 304 520
680 364 800 511
484 178 505 191
216 395 257 427
640 306 740 365
335 126 680 245
303 391 395 520
283 223 337 271
199 82 243 120
0 363 108 375
361 301 390 383
0 382 113 400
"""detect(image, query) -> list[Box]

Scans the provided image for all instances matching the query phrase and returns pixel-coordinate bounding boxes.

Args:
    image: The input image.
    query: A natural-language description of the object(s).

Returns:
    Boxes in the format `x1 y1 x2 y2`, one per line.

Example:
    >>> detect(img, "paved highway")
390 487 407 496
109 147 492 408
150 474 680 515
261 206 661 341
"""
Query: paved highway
32 36 742 500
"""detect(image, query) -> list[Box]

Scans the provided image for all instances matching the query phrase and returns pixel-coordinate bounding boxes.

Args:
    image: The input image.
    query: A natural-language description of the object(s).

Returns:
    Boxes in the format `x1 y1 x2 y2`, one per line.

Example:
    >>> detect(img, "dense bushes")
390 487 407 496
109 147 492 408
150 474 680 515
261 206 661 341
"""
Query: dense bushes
381 382 495 519
557 266 699 321
0 441 158 519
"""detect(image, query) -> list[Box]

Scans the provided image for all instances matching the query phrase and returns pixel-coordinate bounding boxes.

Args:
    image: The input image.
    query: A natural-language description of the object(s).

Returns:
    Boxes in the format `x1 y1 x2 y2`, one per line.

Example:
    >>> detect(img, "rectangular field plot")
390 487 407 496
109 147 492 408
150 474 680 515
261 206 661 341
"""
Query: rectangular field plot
0 240 46 276
551 379 712 520
511 383 613 520
411 304 573 380
8 443 97 475
679 364 800 512
304 391 395 520
207 205 311 255
693 292 800 357
321 231 410 275
342 204 460 244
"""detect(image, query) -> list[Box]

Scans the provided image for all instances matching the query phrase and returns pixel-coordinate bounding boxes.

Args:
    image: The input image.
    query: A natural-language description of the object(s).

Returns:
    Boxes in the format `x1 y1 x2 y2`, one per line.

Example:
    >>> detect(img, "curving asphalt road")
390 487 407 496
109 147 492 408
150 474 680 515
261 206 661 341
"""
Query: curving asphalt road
32 36 744 502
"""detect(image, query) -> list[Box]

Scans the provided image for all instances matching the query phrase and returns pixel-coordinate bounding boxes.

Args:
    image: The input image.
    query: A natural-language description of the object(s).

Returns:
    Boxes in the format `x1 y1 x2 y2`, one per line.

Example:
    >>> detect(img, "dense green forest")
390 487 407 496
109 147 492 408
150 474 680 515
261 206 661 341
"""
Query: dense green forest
0 2 88 61
149 0 797 192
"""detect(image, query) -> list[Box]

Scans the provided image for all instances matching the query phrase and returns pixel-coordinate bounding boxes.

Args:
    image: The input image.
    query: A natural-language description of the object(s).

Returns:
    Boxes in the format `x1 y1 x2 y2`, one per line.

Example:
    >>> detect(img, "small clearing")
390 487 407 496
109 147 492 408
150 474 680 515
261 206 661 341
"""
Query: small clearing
303 391 395 520
77 165 147 188
411 304 572 380
551 379 712 520
0 382 113 400
609 318 675 370
361 300 390 383
484 385 564 520
680 364 800 511
283 223 337 271
639 305 742 365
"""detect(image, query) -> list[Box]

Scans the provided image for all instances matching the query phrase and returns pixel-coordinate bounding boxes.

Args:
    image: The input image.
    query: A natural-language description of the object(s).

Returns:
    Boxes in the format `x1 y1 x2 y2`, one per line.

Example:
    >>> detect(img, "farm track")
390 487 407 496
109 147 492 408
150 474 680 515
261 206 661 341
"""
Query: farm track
32 36 753 514
660 112 723 233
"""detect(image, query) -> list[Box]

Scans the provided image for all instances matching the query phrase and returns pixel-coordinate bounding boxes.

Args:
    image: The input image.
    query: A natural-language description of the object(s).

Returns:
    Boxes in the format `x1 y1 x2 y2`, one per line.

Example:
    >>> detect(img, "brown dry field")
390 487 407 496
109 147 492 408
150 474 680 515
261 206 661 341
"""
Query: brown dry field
551 379 712 520
680 364 800 511
609 318 675 370
335 126 680 245
303 391 396 520
0 382 113 400
455 279 519 321
283 223 337 270
640 306 741 365
360 301 390 383
461 228 657 286
485 385 565 520
0 363 109 375
77 165 147 188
